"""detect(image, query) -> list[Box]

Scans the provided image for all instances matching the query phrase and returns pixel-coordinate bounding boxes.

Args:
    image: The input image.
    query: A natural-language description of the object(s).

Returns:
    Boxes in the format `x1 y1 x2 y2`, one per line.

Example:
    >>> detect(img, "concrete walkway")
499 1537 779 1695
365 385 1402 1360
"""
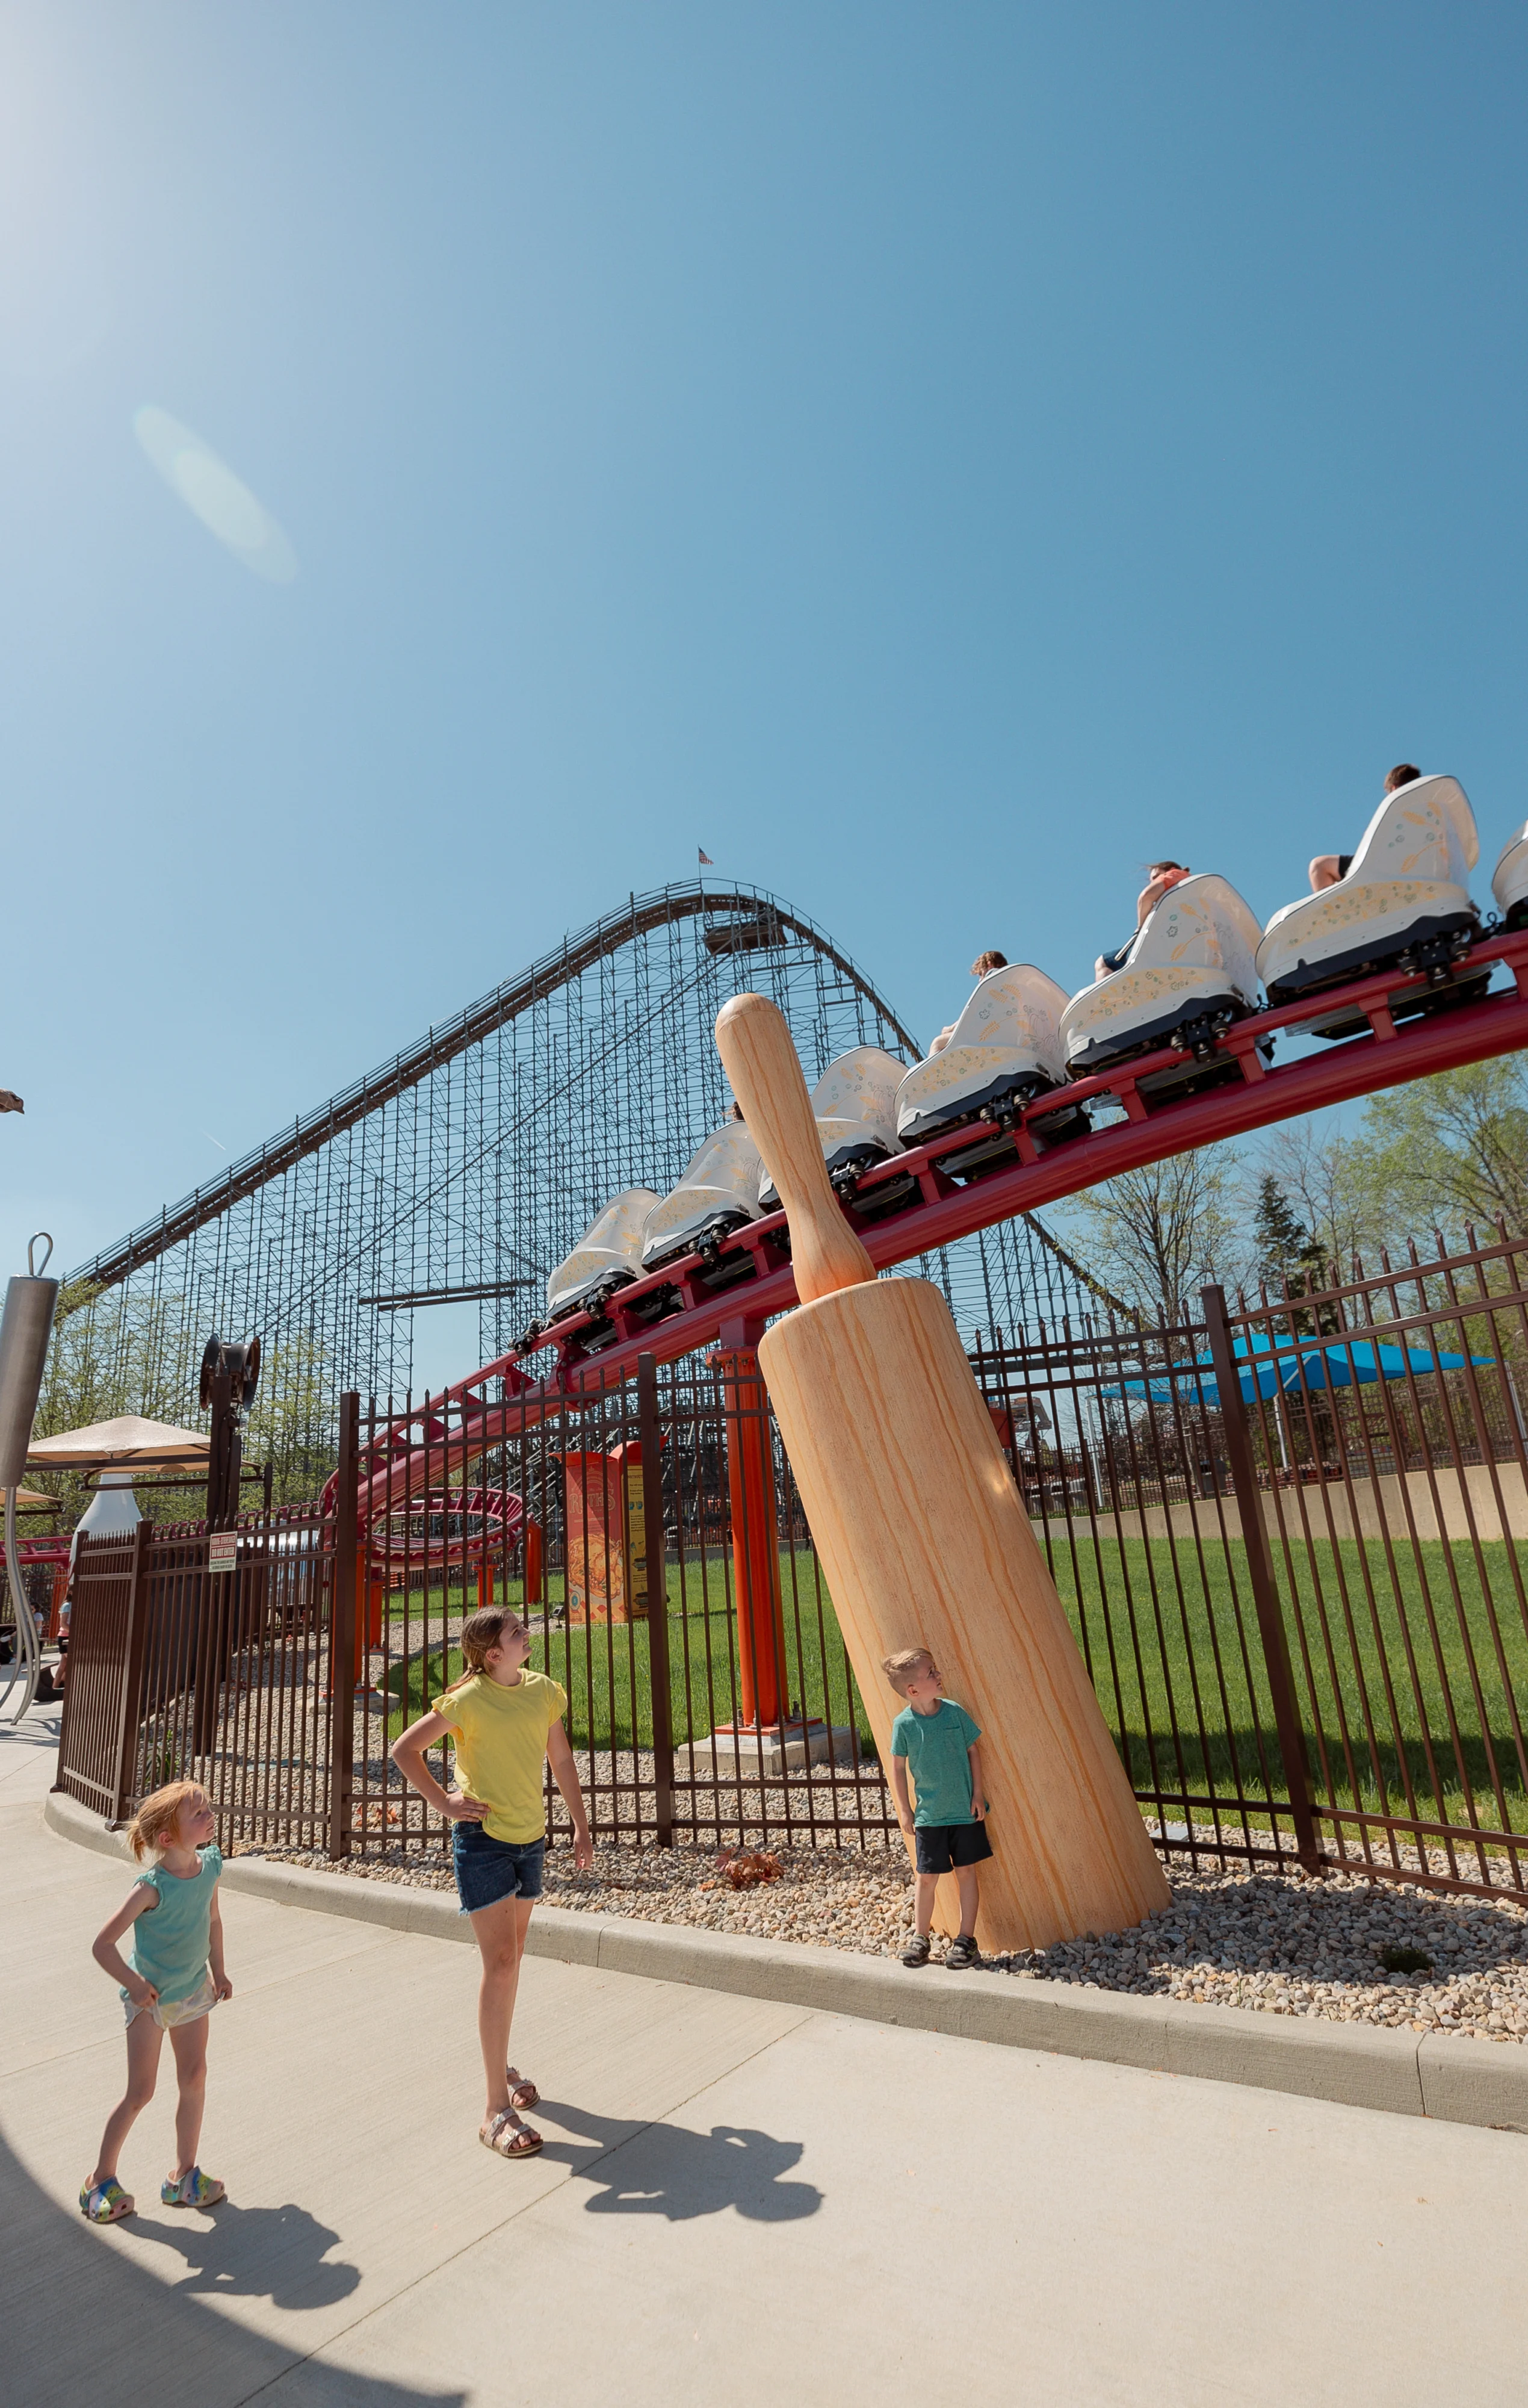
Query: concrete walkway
5 1714 1527 2407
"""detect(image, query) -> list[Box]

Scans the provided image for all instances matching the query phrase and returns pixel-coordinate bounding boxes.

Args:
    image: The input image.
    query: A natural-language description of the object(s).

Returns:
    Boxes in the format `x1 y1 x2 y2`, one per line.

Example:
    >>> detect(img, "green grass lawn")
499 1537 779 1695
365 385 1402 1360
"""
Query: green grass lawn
380 1553 877 1756
1042 1528 1528 1840
376 1531 1528 1845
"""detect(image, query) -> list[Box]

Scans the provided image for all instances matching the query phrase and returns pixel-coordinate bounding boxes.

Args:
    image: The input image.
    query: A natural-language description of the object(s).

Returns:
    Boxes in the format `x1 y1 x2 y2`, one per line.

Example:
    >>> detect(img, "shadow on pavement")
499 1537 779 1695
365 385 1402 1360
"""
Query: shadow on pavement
534 2099 822 2221
125 2200 362 2308
2 2130 462 2408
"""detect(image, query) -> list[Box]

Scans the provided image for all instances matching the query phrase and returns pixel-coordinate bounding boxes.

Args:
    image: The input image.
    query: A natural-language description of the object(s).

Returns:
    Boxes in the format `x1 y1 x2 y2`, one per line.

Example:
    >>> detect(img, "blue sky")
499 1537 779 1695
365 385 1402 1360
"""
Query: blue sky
4 2 1527 1337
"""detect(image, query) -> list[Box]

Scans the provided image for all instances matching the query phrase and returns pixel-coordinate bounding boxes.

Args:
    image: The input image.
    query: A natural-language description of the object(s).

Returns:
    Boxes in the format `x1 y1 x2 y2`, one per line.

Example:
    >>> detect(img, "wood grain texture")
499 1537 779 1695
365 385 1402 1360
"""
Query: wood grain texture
715 992 874 1305
761 1279 1171 1950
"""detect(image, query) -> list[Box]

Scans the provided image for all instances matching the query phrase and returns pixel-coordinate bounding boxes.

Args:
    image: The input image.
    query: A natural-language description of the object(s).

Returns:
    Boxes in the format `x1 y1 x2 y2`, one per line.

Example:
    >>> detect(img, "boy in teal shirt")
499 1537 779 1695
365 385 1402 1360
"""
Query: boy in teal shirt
883 1646 990 1970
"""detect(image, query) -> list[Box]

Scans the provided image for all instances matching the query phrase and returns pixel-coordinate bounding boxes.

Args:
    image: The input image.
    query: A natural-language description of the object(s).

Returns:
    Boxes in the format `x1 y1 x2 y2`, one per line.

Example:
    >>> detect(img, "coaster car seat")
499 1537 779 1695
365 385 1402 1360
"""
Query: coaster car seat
1491 818 1528 929
895 966 1072 1144
1257 775 1480 1006
545 1189 663 1324
759 1047 905 1209
640 1123 765 1271
1060 876 1263 1078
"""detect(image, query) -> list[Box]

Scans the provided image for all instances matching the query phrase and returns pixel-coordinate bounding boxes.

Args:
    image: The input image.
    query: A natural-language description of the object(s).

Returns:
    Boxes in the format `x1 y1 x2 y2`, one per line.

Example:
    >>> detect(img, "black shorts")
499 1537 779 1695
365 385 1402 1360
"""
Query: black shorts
914 1821 994 1875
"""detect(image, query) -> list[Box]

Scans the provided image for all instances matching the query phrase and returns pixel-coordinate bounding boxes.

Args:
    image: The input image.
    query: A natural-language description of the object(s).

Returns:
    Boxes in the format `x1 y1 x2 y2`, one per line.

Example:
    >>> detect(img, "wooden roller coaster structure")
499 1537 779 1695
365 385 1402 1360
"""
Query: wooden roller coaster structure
345 926 1528 1521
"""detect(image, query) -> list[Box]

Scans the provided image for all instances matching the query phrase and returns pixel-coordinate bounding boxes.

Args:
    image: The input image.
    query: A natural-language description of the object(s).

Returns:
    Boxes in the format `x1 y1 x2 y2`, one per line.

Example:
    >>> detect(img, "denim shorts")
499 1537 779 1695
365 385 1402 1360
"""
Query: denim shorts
453 1820 546 1914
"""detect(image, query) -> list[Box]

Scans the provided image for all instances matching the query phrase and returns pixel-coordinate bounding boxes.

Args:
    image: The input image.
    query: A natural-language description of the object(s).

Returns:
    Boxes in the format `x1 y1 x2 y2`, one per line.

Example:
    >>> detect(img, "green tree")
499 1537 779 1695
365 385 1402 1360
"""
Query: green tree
1341 1058 1528 1246
1065 1144 1241 1325
1250 1173 1325 1294
30 1283 336 1522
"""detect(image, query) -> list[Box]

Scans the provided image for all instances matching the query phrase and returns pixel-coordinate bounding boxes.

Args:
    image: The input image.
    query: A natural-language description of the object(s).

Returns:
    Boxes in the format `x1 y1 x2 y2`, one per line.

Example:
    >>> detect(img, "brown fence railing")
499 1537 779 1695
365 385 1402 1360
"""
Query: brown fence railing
346 1351 896 1855
57 1502 341 1852
53 1230 1528 1910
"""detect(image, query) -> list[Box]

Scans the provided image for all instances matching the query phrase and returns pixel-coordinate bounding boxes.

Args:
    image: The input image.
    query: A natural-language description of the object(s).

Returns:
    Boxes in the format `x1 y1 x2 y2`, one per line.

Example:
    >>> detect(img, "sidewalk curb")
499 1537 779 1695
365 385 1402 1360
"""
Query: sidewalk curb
44 1790 1528 2135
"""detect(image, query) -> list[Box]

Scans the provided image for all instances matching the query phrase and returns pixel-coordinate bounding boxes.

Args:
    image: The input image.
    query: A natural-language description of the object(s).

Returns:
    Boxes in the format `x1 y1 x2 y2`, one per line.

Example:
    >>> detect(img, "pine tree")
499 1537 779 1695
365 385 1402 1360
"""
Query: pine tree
1252 1175 1324 1296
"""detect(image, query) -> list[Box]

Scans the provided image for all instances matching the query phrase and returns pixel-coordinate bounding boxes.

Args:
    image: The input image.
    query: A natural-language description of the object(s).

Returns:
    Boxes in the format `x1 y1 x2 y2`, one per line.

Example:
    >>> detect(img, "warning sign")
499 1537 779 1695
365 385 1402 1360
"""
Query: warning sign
208 1531 239 1571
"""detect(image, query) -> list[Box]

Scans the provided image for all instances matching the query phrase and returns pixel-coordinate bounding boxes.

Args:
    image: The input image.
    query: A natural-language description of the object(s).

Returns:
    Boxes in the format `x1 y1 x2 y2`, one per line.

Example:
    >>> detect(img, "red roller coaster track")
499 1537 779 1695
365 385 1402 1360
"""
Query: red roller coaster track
350 928 1528 1520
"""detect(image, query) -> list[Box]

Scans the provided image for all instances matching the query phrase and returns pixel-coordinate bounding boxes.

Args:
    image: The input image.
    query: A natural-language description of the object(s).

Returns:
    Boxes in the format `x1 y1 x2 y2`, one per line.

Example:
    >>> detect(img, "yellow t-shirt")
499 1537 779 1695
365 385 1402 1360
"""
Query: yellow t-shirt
431 1668 568 1843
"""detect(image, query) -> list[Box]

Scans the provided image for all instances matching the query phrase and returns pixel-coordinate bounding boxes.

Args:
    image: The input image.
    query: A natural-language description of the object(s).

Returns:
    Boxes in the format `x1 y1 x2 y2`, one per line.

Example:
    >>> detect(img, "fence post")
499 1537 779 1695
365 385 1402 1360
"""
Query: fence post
637 1353 674 1846
110 1523 152 1827
1200 1284 1322 1872
327 1392 360 1860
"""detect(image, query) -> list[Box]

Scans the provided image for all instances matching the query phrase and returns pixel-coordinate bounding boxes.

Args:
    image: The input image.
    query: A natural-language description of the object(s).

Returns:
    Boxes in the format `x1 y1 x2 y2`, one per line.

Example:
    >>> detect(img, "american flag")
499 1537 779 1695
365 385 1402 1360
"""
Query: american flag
698 848 713 866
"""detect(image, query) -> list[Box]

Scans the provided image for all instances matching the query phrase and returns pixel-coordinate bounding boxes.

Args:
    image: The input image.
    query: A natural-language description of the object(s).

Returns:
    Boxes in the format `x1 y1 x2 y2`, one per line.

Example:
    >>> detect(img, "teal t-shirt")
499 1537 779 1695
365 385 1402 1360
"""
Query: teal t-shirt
125 1842 222 2004
889 1699 982 1828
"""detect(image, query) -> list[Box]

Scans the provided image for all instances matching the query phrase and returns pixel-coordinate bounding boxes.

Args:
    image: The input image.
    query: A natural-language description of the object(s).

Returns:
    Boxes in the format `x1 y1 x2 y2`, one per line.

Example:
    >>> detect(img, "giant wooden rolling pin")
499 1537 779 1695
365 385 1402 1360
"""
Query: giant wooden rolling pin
716 993 1170 1951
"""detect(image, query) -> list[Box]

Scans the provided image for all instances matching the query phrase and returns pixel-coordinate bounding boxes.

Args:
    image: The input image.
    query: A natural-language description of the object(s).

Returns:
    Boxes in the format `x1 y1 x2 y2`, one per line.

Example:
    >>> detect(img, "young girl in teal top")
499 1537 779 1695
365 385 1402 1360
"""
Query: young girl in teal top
81 1779 233 2224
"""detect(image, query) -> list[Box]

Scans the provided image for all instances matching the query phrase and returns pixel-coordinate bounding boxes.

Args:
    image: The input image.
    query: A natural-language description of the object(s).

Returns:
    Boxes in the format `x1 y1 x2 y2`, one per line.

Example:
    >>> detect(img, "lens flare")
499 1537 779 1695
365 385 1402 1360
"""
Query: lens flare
133 406 298 584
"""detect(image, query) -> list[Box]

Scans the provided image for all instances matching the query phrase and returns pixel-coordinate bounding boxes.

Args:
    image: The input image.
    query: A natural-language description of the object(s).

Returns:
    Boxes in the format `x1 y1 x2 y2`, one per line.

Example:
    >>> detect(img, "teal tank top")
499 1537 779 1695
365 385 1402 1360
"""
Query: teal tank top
125 1843 222 2003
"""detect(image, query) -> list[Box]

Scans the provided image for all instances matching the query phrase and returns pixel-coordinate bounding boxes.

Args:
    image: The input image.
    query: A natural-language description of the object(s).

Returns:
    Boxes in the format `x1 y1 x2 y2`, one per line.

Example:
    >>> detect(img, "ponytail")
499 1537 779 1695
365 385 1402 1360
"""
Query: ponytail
443 1604 519 1695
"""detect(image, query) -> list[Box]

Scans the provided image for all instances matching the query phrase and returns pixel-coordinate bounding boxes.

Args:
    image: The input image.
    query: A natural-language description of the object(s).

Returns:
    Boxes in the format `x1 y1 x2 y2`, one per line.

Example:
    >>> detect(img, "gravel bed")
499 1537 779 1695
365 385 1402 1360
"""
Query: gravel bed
235 1825 1528 2046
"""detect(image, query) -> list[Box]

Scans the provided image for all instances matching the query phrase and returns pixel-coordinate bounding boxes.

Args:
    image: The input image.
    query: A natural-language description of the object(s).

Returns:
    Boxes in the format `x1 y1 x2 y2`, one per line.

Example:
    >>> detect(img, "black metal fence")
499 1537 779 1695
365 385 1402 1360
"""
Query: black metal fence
55 1229 1528 1909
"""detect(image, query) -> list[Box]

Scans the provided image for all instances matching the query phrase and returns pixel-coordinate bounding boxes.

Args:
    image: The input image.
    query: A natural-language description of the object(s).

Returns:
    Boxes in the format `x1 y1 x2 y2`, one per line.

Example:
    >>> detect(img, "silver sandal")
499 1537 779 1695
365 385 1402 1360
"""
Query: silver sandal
480 2108 543 2159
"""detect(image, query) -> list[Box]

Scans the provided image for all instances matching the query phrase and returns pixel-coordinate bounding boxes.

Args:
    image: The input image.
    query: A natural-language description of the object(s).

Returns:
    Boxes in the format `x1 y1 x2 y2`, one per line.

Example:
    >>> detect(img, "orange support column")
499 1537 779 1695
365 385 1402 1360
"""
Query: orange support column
355 1549 383 1686
712 1347 785 1730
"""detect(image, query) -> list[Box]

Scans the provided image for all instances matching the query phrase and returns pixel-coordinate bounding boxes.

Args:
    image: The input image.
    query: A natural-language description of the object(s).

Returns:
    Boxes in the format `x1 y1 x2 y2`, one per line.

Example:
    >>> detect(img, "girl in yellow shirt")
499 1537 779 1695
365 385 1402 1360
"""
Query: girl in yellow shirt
392 1605 592 2159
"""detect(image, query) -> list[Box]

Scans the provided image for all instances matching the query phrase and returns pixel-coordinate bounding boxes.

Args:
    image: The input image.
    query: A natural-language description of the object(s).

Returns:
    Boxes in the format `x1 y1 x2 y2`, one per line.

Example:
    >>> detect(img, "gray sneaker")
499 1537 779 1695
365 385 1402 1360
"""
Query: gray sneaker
901 1931 932 1968
945 1934 980 1971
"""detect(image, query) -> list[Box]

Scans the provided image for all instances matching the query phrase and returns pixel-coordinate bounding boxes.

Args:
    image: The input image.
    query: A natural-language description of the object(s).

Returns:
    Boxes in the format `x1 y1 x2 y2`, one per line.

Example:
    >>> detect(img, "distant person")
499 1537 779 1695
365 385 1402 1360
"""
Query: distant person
80 1780 233 2224
1309 764 1421 891
391 1605 593 2159
929 950 1009 1056
883 1645 991 1970
1095 862 1190 982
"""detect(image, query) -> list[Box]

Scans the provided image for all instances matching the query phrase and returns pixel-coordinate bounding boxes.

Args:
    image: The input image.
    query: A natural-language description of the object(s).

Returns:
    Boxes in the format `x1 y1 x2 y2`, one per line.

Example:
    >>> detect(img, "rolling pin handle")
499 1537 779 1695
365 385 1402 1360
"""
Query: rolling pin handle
715 994 876 1306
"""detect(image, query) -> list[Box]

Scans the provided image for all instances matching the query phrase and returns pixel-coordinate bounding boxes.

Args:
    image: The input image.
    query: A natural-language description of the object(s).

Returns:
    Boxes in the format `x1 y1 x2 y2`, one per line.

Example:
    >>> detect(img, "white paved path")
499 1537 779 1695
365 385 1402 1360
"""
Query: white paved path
4 1711 1525 2407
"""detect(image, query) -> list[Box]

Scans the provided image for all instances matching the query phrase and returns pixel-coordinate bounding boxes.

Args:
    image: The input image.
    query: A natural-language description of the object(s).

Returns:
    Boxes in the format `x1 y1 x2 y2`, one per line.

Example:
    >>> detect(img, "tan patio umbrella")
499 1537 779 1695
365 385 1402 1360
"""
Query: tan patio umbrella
26 1415 209 1469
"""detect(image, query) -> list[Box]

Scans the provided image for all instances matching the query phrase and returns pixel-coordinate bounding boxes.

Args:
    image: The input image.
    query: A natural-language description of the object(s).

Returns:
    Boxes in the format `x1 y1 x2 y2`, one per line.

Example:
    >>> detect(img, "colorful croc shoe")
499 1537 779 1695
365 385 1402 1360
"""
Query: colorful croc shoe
79 2177 134 2223
161 2166 226 2209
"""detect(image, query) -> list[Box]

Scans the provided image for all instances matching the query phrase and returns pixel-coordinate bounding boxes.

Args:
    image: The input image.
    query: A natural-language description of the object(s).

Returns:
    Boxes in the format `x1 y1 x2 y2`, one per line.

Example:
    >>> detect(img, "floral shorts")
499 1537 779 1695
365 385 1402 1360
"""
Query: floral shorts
123 1968 218 2031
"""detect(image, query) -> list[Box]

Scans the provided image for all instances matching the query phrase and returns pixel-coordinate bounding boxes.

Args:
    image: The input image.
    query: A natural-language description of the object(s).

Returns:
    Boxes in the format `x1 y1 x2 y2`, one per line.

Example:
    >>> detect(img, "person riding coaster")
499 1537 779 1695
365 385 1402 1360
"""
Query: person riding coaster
1257 769 1482 1029
1060 872 1264 1085
895 963 1085 1168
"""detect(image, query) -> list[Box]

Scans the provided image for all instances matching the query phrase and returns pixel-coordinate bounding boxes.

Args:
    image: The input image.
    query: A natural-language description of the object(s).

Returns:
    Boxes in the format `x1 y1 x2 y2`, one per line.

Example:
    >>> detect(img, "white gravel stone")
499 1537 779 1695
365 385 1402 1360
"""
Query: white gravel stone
238 1820 1528 2047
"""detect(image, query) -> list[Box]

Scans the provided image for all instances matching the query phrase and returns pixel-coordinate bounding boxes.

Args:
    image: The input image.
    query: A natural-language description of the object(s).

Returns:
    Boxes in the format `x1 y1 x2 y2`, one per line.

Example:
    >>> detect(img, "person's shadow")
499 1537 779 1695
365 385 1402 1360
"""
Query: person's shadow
128 2200 360 2309
534 2100 821 2223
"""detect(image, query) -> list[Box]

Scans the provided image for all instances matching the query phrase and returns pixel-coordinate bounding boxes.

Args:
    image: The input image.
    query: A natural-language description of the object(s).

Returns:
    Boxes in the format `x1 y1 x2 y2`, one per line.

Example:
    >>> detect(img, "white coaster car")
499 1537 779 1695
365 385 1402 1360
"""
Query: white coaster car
759 1047 905 1209
545 1188 663 1324
641 1123 765 1271
1491 819 1528 929
1060 875 1263 1078
1257 775 1480 1007
895 966 1072 1144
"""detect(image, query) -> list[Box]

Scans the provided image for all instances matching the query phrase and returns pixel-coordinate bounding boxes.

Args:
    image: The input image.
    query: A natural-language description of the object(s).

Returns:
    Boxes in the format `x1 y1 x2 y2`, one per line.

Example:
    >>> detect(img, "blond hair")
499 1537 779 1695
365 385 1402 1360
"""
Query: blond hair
126 1779 205 1863
443 1604 525 1695
882 1646 938 1695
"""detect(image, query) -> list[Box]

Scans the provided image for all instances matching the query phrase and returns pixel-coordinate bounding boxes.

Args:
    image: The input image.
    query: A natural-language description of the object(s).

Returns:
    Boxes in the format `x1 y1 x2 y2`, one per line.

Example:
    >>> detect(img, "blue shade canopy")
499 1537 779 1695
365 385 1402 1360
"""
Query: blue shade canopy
1104 1330 1492 1408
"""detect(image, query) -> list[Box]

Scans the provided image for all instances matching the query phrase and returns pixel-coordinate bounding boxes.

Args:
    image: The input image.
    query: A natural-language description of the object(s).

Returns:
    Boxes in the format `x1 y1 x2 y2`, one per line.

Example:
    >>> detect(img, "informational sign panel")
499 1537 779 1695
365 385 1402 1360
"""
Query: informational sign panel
563 1446 649 1624
208 1530 239 1571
